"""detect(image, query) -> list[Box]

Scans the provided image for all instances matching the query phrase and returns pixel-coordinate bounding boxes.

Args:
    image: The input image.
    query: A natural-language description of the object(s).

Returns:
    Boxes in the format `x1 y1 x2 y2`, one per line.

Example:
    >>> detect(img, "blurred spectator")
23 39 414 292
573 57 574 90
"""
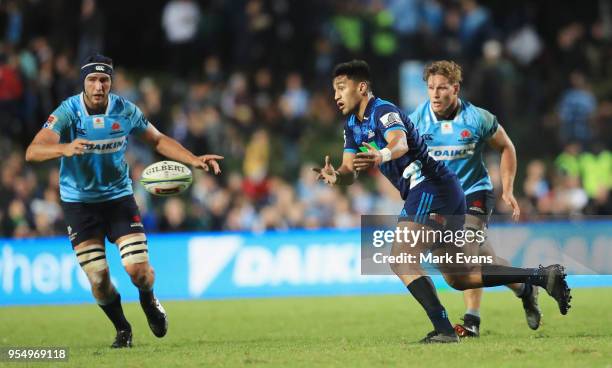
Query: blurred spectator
557 71 597 146
4 0 22 46
53 52 79 101
242 129 271 205
459 0 492 59
523 160 550 205
0 49 23 141
162 0 201 77
468 39 517 122
158 197 196 232
77 0 105 63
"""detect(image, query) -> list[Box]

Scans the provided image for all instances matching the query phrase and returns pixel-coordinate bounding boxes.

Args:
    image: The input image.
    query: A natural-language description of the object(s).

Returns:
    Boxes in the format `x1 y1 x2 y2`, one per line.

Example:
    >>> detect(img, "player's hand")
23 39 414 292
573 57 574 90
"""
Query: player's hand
192 154 224 175
312 155 337 185
353 142 382 171
502 191 521 221
63 139 92 157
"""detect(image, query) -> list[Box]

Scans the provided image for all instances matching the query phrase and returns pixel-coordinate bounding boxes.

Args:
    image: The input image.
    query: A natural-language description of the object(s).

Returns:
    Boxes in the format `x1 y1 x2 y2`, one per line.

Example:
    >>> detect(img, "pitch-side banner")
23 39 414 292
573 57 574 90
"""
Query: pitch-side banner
1 222 611 306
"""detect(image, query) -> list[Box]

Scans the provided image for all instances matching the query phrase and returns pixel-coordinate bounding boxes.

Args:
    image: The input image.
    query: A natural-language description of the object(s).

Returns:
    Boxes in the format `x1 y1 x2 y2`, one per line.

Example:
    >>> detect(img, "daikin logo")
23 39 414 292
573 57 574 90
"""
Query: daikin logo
188 236 242 297
187 236 374 297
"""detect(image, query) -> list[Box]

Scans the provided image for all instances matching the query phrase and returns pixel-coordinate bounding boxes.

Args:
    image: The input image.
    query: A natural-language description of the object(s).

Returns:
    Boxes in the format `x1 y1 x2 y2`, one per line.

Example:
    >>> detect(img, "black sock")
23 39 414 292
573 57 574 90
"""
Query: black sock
516 283 532 298
407 276 454 334
481 265 542 287
99 293 131 331
139 288 155 307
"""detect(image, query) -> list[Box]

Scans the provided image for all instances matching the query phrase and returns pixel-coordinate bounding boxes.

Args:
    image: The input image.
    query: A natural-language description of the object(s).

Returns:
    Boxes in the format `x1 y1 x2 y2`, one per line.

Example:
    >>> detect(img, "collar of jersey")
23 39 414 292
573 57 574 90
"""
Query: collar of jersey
80 92 113 116
428 98 463 124
355 96 377 124
349 96 378 129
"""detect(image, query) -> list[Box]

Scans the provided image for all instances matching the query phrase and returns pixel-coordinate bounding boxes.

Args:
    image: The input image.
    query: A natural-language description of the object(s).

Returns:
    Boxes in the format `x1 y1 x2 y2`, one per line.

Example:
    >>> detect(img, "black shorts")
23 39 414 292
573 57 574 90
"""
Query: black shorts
465 190 495 223
61 195 144 247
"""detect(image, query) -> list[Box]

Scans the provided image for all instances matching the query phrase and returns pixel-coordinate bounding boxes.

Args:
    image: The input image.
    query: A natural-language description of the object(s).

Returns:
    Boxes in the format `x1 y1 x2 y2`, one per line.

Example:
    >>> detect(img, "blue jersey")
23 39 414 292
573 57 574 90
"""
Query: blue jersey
43 93 149 202
343 97 449 199
409 99 498 195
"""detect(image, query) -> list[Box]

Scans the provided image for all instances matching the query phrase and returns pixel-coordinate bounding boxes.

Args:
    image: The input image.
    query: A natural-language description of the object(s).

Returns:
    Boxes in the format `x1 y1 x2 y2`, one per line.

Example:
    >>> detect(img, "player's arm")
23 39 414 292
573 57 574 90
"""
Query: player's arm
313 151 357 186
25 129 91 162
138 123 223 174
487 124 520 220
353 129 409 171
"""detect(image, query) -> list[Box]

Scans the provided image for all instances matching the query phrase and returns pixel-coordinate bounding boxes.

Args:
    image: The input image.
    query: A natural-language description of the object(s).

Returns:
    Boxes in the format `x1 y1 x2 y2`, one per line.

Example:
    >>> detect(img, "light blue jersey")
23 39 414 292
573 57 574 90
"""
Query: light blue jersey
409 99 498 195
43 93 149 202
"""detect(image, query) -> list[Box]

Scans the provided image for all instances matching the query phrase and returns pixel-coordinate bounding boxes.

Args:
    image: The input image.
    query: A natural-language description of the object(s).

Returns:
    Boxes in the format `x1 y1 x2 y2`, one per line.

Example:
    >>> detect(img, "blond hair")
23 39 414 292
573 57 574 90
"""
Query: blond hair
423 60 463 85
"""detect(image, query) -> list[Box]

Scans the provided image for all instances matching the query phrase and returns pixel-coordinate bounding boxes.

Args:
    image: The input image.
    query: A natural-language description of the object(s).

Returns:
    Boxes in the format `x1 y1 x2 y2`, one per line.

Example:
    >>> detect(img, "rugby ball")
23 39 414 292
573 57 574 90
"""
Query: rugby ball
140 160 193 196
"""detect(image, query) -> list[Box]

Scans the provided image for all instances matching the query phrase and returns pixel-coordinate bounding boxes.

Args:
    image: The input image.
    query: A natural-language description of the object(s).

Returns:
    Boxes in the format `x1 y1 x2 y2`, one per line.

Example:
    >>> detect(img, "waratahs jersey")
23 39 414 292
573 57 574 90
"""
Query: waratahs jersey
343 97 450 199
43 93 149 202
409 99 498 196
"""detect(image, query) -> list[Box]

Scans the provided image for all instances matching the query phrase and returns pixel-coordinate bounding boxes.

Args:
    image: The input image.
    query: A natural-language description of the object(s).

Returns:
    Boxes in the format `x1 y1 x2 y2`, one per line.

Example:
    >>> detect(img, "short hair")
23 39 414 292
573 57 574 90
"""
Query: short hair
423 60 462 85
333 60 371 85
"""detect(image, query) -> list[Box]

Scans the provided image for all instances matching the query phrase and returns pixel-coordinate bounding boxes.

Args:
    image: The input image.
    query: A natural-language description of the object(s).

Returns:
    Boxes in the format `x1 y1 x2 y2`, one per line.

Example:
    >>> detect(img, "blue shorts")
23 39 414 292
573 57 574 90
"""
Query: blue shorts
399 173 466 230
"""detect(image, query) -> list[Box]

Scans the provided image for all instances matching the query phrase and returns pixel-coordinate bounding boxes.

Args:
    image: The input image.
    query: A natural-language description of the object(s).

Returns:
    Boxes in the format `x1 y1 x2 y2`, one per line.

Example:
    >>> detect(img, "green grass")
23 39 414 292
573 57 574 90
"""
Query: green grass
1 288 611 368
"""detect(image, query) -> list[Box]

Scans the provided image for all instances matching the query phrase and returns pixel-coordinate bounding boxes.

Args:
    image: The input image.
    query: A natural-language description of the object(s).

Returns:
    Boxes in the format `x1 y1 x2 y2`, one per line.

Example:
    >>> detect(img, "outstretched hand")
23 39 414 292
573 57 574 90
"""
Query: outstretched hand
312 155 337 185
192 154 224 175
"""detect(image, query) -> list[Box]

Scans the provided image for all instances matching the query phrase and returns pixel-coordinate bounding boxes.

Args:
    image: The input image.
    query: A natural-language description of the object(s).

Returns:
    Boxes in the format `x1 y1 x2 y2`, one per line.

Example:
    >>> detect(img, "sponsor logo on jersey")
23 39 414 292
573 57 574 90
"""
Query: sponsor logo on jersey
427 143 476 160
110 121 124 135
460 129 471 139
76 128 87 136
380 112 402 127
43 115 57 129
367 130 375 139
441 122 453 134
93 117 104 129
421 134 433 141
83 136 127 154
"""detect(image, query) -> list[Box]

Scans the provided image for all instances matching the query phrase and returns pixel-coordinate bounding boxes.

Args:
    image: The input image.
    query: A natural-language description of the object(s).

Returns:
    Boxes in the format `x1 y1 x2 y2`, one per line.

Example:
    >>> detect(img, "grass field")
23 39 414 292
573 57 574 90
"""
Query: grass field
1 288 611 368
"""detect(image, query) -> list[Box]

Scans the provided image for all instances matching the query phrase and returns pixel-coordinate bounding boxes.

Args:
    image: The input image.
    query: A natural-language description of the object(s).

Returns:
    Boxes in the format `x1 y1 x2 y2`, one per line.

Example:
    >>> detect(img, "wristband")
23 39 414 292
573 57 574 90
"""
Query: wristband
380 148 392 163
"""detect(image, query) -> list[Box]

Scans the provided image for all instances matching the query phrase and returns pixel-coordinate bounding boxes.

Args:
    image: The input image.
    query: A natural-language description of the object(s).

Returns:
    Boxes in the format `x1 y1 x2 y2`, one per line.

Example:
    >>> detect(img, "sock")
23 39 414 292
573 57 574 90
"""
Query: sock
481 265 542 287
407 276 454 334
513 283 526 297
99 293 131 331
139 287 155 307
515 283 532 298
465 308 480 318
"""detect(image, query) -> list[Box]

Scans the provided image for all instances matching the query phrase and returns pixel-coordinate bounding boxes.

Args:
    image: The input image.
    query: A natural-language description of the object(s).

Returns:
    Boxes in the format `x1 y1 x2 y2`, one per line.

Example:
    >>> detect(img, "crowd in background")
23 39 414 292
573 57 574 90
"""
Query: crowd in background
0 0 611 238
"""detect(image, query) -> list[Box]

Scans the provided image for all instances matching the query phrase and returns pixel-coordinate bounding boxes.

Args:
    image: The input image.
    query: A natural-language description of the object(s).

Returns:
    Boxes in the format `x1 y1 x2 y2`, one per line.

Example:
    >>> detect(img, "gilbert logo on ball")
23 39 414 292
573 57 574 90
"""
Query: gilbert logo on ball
140 160 193 196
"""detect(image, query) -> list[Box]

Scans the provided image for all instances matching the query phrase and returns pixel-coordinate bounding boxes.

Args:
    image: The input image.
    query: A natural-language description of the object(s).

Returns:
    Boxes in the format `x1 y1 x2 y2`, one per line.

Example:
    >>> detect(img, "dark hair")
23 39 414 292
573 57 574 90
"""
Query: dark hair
81 54 113 67
333 60 371 85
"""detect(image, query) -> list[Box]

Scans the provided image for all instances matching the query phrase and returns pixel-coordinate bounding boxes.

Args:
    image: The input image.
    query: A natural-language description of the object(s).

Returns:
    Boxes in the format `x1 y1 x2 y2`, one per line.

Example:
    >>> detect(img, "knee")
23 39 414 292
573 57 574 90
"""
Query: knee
126 263 153 286
88 268 111 291
443 274 469 291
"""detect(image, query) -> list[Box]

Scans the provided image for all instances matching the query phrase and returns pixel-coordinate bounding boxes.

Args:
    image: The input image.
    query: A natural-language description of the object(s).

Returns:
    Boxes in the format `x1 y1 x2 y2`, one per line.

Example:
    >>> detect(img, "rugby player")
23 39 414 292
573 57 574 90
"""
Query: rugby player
409 60 540 337
315 60 571 343
25 55 223 348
